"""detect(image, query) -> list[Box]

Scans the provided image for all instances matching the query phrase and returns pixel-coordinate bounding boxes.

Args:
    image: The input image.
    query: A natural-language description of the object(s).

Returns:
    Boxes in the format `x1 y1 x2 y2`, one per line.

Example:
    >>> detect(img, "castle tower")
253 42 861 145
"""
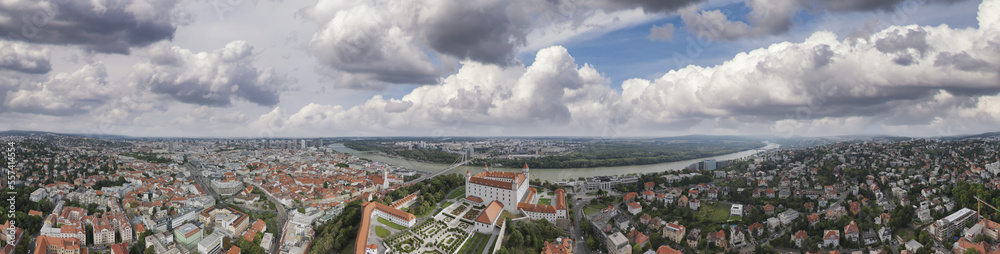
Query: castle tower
466 169 471 182
523 163 529 180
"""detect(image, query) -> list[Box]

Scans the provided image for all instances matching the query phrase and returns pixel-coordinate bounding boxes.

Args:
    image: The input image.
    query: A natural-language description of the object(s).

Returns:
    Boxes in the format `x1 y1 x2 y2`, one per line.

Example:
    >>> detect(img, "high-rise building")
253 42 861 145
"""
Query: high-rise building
301 140 307 149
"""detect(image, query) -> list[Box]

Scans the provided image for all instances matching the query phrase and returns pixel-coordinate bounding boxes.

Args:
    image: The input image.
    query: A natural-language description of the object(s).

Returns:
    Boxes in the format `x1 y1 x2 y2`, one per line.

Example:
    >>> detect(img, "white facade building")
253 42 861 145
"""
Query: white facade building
465 164 530 213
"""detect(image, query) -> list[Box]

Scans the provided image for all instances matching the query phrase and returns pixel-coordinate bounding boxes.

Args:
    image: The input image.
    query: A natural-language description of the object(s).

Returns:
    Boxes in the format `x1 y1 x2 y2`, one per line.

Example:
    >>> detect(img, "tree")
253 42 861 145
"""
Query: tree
632 244 643 254
145 246 155 254
510 230 524 246
223 236 232 250
965 248 981 254
917 231 932 246
86 225 94 245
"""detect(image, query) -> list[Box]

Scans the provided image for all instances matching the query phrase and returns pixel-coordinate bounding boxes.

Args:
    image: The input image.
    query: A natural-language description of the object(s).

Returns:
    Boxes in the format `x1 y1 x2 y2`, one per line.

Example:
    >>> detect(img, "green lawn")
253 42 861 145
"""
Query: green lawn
699 202 732 222
496 211 514 226
539 199 552 205
378 217 407 230
375 226 390 237
547 191 555 196
583 204 603 216
448 189 467 200
443 201 454 209
458 233 492 254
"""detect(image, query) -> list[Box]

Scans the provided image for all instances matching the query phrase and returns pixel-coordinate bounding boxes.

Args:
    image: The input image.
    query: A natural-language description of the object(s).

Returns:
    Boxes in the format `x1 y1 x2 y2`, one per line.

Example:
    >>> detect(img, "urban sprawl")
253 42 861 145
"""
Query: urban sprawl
2 134 1000 254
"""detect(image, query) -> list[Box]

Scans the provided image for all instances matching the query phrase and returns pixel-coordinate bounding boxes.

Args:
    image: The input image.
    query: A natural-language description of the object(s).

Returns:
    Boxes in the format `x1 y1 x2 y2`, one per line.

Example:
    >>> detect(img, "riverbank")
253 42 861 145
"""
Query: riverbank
330 141 779 182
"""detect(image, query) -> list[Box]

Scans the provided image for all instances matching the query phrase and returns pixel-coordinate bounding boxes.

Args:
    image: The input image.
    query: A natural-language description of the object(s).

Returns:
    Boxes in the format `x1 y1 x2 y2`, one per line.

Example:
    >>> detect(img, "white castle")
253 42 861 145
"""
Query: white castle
465 164 531 213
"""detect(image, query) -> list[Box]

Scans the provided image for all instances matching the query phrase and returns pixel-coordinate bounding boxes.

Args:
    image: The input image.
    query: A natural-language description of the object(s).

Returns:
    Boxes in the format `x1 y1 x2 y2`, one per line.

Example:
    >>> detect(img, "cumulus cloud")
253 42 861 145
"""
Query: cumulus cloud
3 63 115 115
258 0 1000 137
648 24 676 41
252 46 620 135
680 0 799 40
172 106 248 127
131 41 287 107
0 0 181 54
301 0 704 89
681 0 971 41
808 0 969 12
576 0 704 13
0 39 51 74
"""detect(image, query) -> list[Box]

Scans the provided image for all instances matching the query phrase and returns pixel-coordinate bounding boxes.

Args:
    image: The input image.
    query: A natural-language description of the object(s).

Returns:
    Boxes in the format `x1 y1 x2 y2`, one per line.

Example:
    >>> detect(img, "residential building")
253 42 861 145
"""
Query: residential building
198 232 225 254
662 223 686 244
542 237 573 254
823 230 840 248
34 235 84 254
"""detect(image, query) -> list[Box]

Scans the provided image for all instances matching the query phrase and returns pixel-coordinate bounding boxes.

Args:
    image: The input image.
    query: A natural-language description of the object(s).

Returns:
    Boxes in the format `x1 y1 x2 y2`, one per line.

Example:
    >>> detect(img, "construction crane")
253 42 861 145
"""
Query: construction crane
975 196 998 224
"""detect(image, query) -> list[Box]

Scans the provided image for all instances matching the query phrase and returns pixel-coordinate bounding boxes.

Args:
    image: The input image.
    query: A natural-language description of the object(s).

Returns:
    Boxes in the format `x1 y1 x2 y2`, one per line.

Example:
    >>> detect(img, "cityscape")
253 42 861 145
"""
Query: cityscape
0 132 999 254
3 0 1000 254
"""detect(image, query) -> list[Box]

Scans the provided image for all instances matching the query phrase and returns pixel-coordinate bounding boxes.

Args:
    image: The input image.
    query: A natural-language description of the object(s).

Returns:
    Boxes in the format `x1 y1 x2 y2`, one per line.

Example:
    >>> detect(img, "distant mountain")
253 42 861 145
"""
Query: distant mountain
941 131 1000 140
0 130 132 139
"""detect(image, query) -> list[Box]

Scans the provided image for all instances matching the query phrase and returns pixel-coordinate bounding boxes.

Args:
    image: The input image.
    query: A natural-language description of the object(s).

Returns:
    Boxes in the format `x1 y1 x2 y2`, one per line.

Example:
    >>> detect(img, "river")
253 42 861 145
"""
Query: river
329 142 780 182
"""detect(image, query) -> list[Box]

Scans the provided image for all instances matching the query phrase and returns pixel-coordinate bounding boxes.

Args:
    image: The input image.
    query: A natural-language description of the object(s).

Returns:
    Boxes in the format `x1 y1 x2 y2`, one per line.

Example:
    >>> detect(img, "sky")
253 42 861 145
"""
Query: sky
1 0 998 138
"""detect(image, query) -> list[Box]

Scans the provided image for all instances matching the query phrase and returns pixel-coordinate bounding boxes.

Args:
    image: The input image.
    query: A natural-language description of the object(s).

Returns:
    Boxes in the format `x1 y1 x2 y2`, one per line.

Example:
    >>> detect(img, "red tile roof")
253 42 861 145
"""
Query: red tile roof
476 201 504 225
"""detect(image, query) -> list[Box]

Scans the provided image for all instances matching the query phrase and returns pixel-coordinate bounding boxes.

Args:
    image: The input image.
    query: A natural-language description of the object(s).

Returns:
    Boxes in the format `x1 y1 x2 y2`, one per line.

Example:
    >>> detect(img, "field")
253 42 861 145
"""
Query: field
379 217 408 230
583 204 603 216
375 226 391 237
457 233 493 254
699 202 736 223
539 199 551 205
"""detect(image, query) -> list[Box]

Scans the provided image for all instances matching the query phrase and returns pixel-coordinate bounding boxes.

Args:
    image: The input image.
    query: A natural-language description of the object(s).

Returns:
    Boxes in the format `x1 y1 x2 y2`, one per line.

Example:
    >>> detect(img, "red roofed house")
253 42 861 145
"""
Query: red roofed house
643 190 655 201
707 230 727 248
627 202 643 215
542 237 573 254
823 230 840 248
844 221 859 242
624 192 638 201
628 229 649 247
793 230 808 248
809 214 821 226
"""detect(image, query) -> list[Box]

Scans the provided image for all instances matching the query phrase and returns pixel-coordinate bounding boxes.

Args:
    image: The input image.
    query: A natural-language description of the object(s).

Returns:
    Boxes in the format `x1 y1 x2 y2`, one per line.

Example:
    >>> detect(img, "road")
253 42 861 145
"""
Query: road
571 187 594 254
252 181 289 254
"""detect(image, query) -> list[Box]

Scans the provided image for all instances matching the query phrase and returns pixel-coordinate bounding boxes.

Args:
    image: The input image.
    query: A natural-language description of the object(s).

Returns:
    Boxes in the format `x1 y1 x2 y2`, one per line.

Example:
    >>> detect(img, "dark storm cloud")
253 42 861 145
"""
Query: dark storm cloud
934 51 993 71
0 0 180 54
875 27 930 54
592 0 705 13
421 1 529 66
808 0 969 12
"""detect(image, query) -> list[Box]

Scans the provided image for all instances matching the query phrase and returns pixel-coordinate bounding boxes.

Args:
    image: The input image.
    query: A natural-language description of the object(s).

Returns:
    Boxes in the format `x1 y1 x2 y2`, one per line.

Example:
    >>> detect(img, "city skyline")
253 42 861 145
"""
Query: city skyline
1 0 998 138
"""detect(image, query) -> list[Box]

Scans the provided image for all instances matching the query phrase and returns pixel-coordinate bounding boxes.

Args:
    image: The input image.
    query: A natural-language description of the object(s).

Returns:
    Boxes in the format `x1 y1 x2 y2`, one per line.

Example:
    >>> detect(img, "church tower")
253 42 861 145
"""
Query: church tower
382 167 389 189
